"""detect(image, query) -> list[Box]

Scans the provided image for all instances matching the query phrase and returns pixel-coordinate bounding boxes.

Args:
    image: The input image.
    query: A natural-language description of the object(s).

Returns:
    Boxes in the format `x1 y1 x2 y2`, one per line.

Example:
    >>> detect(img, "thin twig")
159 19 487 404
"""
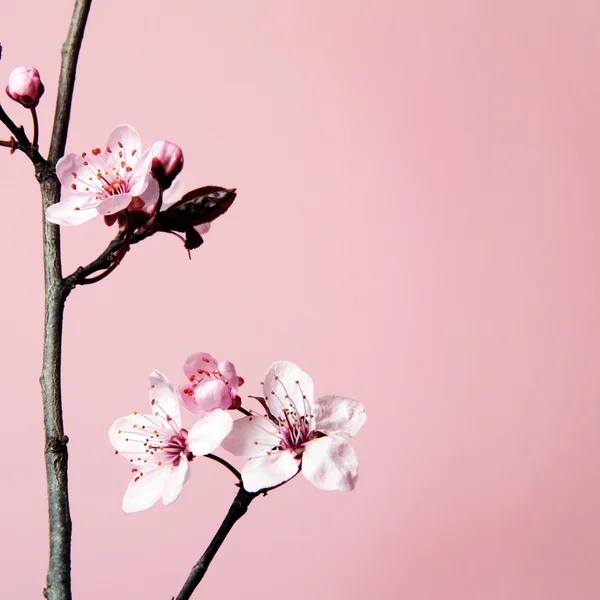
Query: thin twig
39 2 93 600
48 0 92 167
203 454 242 480
0 102 44 163
31 107 40 148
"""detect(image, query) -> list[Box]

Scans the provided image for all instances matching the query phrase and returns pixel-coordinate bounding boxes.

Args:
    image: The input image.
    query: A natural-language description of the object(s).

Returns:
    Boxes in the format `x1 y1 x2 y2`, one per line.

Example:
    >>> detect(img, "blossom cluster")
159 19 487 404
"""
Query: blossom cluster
109 355 366 512
44 124 189 227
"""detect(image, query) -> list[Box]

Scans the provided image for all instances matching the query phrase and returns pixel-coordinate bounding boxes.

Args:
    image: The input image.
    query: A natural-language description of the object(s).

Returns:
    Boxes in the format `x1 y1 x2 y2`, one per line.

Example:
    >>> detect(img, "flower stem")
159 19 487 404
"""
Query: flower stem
31 107 39 147
173 487 258 600
203 453 242 480
39 2 92 599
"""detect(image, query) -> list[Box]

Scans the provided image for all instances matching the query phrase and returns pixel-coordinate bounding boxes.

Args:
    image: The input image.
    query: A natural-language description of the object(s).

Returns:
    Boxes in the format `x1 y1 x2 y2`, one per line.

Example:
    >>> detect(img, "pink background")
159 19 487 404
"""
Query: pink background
2 0 600 598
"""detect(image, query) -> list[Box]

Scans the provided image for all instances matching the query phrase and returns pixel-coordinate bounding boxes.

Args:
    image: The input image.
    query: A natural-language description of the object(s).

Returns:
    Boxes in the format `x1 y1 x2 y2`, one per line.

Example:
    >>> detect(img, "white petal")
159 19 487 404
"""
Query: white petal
263 361 314 419
313 395 367 438
45 197 99 226
128 148 153 196
96 192 132 215
241 451 299 492
161 176 185 207
148 370 181 427
162 459 189 505
109 413 162 460
138 174 160 209
301 436 359 492
122 466 171 513
187 409 233 456
221 415 281 457
106 124 142 156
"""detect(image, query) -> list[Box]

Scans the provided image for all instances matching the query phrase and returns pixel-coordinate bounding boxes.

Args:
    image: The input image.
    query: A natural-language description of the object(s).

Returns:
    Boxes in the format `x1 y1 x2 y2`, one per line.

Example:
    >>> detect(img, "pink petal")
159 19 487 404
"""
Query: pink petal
148 370 181 427
106 124 142 157
312 395 366 438
218 360 238 393
263 361 315 419
122 466 171 513
182 352 218 380
162 459 189 505
56 153 82 188
301 436 359 492
96 192 132 215
195 223 211 235
45 197 99 226
128 148 153 196
221 415 281 458
161 176 186 207
187 409 234 456
138 174 160 210
192 379 232 412
241 451 299 492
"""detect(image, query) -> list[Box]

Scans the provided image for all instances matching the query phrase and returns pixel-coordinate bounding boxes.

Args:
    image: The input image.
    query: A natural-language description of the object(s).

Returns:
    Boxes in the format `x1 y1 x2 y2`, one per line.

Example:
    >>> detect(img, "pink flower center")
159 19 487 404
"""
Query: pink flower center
156 429 192 467
69 141 138 199
277 409 315 453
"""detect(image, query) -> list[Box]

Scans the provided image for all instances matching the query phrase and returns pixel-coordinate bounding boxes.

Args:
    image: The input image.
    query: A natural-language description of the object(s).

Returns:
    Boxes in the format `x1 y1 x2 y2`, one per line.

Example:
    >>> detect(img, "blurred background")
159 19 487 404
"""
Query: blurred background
1 1 600 598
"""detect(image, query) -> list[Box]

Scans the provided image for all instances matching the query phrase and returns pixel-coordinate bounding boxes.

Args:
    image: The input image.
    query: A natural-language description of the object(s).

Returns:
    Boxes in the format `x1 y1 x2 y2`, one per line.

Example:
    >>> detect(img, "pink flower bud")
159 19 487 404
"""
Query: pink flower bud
5 67 45 108
151 140 184 190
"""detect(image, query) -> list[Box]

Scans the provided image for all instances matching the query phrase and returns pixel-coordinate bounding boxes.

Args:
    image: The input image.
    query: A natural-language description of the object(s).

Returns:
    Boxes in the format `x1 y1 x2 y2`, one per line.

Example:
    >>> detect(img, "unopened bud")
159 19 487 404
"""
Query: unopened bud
6 67 45 108
151 140 184 190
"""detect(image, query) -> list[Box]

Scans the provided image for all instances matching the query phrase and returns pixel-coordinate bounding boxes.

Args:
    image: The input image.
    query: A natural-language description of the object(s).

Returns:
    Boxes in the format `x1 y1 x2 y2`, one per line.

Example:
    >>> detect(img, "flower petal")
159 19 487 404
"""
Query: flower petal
221 415 281 458
106 124 142 156
183 352 218 380
149 370 181 427
162 458 189 505
137 174 160 210
122 466 171 513
161 176 185 207
301 436 359 491
109 413 161 460
188 379 231 412
241 451 299 492
187 409 233 456
195 223 211 235
45 196 99 226
96 192 132 215
263 361 315 419
218 360 238 392
56 153 82 188
313 395 366 438
128 148 153 196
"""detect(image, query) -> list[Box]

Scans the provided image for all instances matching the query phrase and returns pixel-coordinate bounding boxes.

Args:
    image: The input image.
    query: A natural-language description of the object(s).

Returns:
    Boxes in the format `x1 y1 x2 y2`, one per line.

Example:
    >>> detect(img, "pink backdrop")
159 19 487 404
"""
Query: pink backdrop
2 1 600 598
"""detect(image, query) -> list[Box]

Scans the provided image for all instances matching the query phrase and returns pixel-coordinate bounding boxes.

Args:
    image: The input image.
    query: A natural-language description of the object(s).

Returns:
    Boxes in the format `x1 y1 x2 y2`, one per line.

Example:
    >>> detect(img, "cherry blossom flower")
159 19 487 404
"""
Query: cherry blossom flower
109 370 233 512
45 124 158 226
179 352 243 414
222 361 366 493
6 67 45 108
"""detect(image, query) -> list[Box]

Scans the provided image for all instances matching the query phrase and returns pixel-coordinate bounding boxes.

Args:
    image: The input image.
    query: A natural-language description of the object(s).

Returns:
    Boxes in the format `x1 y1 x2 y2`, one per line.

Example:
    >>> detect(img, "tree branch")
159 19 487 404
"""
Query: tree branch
174 487 258 600
39 2 93 600
48 0 92 167
173 475 296 600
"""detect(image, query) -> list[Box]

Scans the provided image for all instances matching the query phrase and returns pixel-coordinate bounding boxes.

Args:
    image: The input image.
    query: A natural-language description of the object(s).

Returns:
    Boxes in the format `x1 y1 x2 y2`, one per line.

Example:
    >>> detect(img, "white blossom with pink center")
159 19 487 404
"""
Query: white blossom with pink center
222 361 366 493
45 124 158 226
179 352 242 415
109 370 233 512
